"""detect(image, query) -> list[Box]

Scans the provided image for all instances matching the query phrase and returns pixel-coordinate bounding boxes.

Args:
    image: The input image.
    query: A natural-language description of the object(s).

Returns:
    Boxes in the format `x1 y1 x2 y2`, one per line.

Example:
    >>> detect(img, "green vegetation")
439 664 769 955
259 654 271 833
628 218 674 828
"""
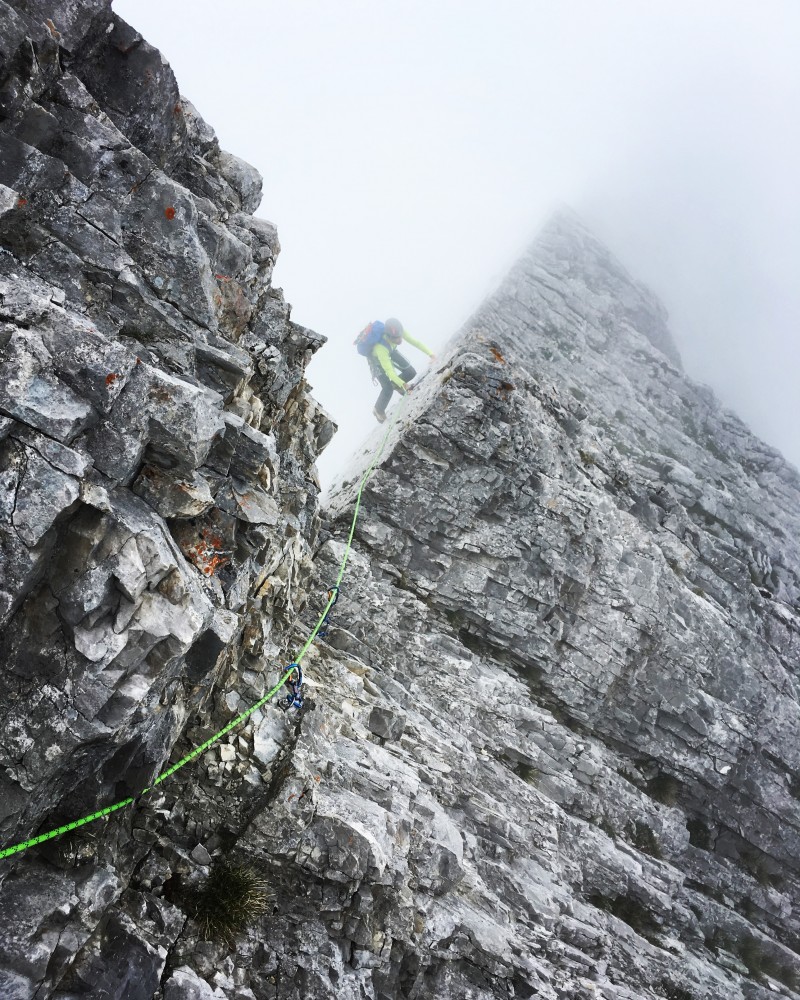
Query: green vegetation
739 845 784 889
630 820 662 859
707 929 799 990
191 861 271 944
666 558 684 578
515 762 541 786
646 772 681 806
738 936 799 989
588 891 662 945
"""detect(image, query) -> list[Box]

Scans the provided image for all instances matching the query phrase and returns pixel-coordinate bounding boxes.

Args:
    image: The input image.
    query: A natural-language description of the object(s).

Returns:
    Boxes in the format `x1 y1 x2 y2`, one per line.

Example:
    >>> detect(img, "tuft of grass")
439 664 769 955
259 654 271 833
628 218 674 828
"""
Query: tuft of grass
516 763 540 786
739 845 782 888
631 820 663 859
191 861 271 945
598 816 617 840
667 558 684 578
739 936 767 978
735 935 799 989
587 891 662 945
647 772 681 806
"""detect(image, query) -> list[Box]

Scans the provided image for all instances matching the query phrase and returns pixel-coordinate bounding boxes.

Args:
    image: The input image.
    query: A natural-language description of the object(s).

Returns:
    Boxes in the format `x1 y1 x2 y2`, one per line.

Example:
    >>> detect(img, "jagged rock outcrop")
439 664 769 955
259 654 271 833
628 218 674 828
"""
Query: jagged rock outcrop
203 215 799 1000
276 214 799 999
0 2 332 995
2 4 799 1000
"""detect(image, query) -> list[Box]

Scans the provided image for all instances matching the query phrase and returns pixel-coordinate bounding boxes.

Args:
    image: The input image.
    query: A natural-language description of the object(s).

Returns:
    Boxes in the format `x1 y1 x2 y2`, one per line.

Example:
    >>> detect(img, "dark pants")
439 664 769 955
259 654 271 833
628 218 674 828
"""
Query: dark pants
373 350 416 414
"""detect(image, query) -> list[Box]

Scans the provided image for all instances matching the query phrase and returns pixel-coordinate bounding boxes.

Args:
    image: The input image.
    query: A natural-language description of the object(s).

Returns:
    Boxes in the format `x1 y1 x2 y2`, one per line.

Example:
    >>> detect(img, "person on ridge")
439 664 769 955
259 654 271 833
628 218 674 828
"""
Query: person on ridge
366 317 435 423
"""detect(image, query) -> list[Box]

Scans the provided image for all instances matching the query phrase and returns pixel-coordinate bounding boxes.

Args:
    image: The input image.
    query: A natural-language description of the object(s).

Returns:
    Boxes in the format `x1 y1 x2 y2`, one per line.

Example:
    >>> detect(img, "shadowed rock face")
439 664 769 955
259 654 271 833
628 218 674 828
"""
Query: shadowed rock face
0 2 333 995
289 216 800 998
2 6 800 1000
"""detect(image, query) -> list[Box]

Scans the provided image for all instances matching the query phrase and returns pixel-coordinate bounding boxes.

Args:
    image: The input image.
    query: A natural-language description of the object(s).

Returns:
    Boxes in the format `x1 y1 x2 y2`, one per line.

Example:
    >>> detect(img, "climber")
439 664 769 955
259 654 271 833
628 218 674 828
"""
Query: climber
355 318 435 423
282 664 304 711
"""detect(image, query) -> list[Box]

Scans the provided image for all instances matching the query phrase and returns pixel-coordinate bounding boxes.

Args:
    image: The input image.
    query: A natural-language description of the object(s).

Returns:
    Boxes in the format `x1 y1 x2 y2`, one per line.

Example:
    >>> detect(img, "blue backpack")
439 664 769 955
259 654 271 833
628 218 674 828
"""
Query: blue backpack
354 320 385 356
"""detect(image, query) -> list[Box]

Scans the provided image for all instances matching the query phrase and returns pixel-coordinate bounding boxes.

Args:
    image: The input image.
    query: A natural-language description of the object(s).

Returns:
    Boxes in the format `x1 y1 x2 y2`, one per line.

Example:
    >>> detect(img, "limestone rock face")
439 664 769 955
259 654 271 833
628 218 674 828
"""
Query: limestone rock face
2 5 800 1000
292 213 800 998
0 3 332 995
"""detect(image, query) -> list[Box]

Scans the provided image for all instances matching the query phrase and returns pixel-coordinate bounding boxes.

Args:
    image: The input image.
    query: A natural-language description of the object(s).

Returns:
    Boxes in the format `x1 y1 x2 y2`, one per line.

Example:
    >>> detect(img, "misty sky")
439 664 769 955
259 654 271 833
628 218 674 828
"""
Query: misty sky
115 0 800 488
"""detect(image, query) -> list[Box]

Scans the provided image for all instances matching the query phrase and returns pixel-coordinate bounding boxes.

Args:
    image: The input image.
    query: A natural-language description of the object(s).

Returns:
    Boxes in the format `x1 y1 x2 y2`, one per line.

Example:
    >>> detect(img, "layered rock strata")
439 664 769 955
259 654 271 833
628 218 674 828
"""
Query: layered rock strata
210 215 799 1000
2 3 800 999
0 2 331 995
59 216 798 1000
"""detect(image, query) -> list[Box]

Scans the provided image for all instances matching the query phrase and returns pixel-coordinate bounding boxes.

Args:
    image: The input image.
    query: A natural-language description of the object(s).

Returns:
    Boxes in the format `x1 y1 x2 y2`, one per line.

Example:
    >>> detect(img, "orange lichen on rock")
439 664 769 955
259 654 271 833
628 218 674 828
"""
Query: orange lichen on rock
164 206 176 220
105 372 118 386
490 347 506 364
184 527 230 577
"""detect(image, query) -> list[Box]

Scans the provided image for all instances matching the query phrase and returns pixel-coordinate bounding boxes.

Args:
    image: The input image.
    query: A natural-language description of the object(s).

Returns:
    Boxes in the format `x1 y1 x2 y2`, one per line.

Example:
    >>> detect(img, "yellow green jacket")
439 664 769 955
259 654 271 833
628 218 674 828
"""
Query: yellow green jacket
371 331 434 388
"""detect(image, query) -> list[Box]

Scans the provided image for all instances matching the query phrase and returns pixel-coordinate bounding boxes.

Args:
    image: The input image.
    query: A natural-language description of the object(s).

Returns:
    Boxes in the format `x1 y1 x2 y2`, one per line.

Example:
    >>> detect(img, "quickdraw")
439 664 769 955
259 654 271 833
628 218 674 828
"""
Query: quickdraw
317 585 340 640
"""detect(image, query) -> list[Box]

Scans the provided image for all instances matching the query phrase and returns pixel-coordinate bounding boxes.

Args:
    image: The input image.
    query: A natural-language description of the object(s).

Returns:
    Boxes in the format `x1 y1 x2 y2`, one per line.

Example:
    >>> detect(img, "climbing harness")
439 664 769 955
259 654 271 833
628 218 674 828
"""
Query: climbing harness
0 395 408 862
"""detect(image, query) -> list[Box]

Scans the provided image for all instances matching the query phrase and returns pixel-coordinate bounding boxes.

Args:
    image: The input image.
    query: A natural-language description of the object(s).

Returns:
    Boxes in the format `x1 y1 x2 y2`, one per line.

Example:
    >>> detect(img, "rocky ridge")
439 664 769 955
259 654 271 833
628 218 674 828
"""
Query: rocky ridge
1 3 800 1000
0 2 332 996
295 213 800 999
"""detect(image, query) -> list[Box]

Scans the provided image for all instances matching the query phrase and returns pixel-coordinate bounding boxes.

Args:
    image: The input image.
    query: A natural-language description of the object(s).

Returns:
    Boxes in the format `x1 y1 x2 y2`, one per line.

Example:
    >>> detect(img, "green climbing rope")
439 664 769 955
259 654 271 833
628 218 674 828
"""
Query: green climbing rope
0 395 407 862
297 393 407 660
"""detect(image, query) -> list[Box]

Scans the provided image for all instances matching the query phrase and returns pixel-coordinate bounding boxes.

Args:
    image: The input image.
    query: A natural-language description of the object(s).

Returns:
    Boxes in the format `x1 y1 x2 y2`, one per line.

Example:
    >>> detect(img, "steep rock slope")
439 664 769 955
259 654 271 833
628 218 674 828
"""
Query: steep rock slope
0 2 331 995
2 3 799 999
226 214 800 1000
